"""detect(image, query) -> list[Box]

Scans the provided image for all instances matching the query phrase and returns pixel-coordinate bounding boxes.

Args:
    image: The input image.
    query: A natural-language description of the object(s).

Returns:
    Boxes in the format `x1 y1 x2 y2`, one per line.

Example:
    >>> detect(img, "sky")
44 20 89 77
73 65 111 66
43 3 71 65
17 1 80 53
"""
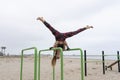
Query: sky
0 0 120 55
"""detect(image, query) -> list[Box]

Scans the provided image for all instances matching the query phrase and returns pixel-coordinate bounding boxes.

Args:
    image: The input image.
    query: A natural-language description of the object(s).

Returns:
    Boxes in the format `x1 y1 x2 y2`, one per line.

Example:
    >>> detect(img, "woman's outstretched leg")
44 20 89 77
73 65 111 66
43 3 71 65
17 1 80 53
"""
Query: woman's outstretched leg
37 17 60 36
63 25 93 39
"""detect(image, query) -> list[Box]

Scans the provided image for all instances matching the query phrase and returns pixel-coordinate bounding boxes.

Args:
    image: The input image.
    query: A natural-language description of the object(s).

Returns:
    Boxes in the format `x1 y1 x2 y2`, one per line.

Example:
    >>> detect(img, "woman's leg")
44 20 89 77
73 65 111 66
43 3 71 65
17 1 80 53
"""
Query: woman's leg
37 17 60 37
43 21 60 36
63 26 93 39
63 27 87 38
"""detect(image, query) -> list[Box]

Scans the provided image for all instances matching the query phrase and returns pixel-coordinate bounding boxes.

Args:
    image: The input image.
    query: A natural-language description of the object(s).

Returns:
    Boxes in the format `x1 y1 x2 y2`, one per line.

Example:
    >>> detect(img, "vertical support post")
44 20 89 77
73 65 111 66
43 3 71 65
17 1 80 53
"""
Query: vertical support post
102 51 105 74
65 48 84 80
53 66 55 80
38 51 41 80
20 50 24 80
67 48 84 80
60 48 64 80
20 47 37 80
34 48 38 80
38 48 63 80
84 50 87 76
79 48 84 80
117 51 120 72
38 48 84 80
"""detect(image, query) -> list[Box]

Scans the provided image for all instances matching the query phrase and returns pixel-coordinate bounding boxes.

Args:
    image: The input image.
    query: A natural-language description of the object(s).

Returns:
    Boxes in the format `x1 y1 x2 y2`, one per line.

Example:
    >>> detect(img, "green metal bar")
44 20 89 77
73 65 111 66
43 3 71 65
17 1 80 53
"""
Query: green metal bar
66 48 84 80
38 47 63 80
20 50 24 80
20 47 37 80
59 48 64 80
79 48 84 80
38 51 41 80
38 48 84 80
53 66 55 80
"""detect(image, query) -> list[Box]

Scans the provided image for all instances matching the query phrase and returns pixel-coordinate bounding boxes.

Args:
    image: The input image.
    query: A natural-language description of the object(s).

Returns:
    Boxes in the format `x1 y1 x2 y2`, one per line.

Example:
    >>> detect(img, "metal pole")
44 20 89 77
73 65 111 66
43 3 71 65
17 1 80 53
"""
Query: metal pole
20 47 37 80
20 50 23 80
68 48 84 80
102 51 105 74
38 51 41 80
38 48 63 80
117 51 120 72
38 48 84 80
80 49 84 80
84 50 87 76
53 66 55 80
59 48 64 80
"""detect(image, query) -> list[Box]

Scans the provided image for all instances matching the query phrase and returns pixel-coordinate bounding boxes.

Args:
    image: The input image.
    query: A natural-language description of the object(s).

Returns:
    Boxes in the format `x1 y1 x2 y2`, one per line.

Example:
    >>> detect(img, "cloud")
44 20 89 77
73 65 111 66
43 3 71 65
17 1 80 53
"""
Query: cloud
0 0 120 54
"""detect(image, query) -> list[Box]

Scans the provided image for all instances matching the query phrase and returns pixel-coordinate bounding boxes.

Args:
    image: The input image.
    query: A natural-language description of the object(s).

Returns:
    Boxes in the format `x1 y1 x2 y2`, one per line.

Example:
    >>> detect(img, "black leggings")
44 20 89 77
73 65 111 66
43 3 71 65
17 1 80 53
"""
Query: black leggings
43 21 87 41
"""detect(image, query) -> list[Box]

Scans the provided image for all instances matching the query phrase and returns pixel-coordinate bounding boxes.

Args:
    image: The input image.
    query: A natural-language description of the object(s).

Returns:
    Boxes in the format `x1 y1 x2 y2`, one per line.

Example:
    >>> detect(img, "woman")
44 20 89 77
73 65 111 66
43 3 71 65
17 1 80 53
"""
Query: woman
37 17 93 66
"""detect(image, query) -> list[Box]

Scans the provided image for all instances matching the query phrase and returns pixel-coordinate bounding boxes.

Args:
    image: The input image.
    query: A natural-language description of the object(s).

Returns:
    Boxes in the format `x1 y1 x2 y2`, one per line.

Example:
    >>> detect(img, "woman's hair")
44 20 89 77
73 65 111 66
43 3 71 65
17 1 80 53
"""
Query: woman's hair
51 41 66 67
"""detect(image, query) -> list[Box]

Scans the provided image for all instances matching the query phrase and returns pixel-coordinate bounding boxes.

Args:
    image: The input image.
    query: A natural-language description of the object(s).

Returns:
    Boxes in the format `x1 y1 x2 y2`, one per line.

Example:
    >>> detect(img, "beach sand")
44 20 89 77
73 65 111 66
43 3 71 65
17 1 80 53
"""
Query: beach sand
0 56 120 80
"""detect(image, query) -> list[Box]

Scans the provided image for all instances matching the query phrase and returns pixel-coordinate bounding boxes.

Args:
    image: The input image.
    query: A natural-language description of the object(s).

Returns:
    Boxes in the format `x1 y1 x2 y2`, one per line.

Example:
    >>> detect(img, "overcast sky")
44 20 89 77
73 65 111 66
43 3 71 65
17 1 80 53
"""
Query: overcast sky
0 0 120 55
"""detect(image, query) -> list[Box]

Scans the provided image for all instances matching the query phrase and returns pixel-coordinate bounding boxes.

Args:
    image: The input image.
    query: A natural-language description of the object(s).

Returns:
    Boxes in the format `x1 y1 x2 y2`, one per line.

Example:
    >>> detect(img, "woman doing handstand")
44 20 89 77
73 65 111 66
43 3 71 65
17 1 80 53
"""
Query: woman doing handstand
37 17 93 66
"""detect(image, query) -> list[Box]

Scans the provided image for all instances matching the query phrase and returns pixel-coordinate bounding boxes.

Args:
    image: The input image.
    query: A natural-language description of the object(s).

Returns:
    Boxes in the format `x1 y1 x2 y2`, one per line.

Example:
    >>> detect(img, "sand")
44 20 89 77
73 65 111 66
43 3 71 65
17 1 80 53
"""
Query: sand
0 56 120 80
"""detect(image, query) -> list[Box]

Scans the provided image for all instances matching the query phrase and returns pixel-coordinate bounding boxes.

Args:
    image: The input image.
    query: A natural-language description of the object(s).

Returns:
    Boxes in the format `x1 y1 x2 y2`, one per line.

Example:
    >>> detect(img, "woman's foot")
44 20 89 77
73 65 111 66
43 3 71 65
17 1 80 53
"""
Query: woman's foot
37 17 45 22
85 25 93 29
